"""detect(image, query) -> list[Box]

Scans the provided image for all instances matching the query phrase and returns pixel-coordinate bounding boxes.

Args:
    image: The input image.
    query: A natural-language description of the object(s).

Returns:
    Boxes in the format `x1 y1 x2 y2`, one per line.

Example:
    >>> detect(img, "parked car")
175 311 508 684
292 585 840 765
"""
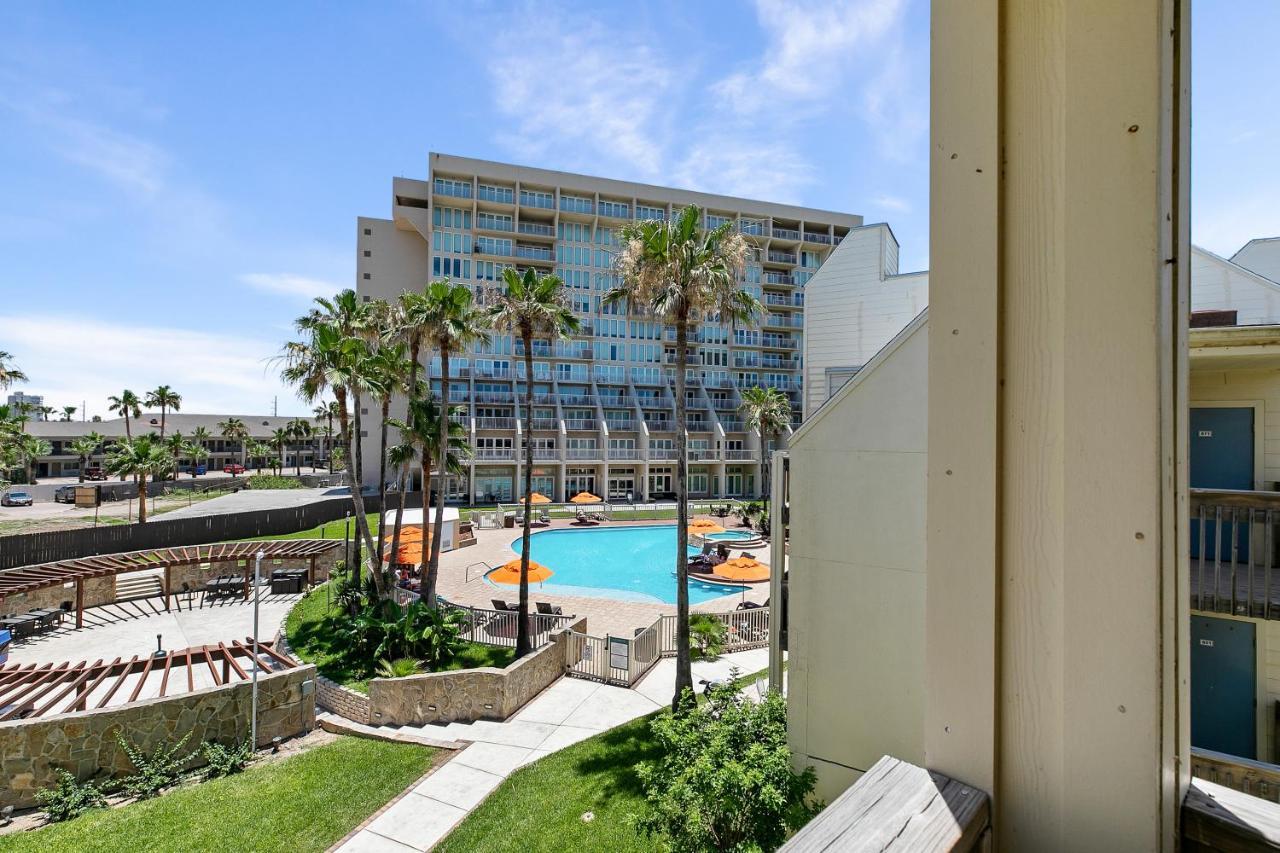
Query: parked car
54 485 79 503
1 490 34 507
84 467 107 481
178 465 208 475
223 463 245 475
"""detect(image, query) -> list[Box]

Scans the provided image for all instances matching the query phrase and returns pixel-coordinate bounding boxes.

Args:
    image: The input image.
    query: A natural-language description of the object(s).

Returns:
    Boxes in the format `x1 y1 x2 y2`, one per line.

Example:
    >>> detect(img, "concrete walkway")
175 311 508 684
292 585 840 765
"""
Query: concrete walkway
337 647 772 852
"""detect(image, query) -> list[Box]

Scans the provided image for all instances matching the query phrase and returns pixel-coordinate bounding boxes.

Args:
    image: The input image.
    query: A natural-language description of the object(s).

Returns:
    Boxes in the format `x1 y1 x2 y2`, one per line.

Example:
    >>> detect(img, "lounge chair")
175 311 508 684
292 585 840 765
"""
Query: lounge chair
535 602 564 616
491 598 515 612
539 510 551 524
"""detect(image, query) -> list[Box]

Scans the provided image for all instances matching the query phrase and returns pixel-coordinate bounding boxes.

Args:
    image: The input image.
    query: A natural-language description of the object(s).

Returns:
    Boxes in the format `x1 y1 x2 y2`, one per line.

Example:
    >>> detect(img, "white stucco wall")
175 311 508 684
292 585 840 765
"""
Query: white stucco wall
787 312 928 802
802 224 928 417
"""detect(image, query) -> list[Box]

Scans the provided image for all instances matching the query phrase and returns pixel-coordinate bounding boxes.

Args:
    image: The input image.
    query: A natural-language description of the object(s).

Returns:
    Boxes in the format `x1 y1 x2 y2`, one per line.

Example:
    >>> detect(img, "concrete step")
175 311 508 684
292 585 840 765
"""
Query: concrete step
317 712 465 750
115 574 163 602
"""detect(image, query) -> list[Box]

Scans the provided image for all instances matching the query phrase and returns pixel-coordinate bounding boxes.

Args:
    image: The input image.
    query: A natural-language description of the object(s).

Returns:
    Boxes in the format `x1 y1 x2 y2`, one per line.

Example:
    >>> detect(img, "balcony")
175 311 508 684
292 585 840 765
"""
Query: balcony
739 221 766 236
605 419 637 431
687 420 711 432
598 201 630 219
608 448 641 460
433 179 472 199
517 221 555 237
475 417 515 430
687 449 717 461
515 245 553 261
559 393 596 407
474 448 515 460
646 420 674 432
762 336 798 350
648 448 677 460
513 342 553 358
765 273 796 286
771 227 800 240
719 419 746 431
566 448 600 460
564 419 597 431
476 185 514 204
520 192 555 210
556 342 593 360
475 214 514 233
761 356 800 370
474 391 513 404
712 398 737 410
724 449 756 461
559 196 593 214
767 250 798 264
802 231 832 245
529 418 560 430
532 447 560 460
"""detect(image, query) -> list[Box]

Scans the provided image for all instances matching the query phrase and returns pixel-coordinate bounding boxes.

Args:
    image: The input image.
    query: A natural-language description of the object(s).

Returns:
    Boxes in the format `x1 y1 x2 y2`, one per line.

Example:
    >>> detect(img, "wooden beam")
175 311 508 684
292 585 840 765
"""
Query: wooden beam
75 578 84 629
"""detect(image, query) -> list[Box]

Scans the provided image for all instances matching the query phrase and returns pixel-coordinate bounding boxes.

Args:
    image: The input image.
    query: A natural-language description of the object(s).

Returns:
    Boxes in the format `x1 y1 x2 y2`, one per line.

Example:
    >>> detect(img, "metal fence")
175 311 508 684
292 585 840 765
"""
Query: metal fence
391 586 575 650
0 495 378 571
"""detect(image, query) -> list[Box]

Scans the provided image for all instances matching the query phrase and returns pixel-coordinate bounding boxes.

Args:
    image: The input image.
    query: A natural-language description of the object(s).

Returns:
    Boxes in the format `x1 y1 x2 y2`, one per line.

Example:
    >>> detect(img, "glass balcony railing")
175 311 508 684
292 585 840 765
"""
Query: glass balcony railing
771 227 800 240
517 221 555 237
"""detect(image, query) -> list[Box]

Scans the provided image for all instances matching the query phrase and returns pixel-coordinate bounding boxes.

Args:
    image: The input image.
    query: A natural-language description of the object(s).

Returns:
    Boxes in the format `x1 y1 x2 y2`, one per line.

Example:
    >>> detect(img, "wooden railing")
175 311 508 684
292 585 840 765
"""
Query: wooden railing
1190 489 1280 619
1192 747 1280 803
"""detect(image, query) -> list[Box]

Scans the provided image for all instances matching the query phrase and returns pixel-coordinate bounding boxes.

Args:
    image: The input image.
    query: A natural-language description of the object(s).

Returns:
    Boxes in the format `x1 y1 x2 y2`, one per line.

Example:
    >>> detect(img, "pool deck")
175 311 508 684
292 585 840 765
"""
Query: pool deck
435 517 774 638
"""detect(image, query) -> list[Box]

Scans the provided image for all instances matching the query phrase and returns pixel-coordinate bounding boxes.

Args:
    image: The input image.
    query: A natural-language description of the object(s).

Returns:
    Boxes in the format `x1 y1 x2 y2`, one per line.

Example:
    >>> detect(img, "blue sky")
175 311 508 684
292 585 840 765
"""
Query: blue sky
0 1 1275 418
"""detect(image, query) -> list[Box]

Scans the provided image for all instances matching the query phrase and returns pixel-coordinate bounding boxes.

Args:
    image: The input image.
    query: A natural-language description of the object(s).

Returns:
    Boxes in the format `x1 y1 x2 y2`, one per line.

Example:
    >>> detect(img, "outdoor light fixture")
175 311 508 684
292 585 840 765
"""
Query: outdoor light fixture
1 805 14 826
272 736 282 754
153 634 165 657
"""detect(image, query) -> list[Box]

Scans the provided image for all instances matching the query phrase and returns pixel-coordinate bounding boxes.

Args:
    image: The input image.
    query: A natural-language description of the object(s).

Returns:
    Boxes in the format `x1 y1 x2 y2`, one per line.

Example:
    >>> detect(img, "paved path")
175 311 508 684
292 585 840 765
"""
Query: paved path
337 648 772 852
160 486 341 518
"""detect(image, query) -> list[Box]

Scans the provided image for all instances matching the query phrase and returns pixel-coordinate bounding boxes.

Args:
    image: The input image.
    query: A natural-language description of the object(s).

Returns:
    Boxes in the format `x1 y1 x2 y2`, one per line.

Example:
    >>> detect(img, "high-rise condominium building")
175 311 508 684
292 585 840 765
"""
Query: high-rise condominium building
356 153 862 503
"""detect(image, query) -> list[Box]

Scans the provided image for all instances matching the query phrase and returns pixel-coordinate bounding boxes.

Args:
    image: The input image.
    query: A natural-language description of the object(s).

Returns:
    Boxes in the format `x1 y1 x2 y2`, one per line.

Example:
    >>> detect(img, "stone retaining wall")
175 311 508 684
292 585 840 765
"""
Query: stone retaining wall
1 575 115 616
0 665 317 809
315 675 372 724
367 618 586 726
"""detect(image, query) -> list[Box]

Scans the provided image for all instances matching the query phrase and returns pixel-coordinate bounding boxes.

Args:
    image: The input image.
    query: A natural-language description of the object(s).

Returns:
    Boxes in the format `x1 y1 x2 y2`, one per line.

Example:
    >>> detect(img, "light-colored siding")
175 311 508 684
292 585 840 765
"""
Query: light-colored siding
1191 245 1280 325
788 315 928 802
802 224 928 416
1190 368 1280 486
1233 238 1280 287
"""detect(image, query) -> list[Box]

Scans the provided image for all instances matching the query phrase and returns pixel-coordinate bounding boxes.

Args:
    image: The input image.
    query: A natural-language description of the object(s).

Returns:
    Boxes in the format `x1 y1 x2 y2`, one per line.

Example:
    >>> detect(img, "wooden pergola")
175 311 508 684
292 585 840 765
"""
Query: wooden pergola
0 639 297 720
0 540 340 628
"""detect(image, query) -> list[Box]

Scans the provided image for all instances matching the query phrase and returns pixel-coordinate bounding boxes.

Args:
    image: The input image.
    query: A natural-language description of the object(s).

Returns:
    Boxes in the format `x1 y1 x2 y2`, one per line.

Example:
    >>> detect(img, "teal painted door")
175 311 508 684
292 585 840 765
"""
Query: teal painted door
1191 615 1256 759
1190 407 1255 562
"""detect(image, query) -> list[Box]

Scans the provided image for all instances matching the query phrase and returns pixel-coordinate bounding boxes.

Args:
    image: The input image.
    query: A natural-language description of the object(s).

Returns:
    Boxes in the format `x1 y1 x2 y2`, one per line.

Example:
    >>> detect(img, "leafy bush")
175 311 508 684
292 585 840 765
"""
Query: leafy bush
246 474 303 490
116 731 196 799
634 681 819 852
377 657 425 678
201 738 254 779
35 771 107 822
688 614 727 661
336 597 466 672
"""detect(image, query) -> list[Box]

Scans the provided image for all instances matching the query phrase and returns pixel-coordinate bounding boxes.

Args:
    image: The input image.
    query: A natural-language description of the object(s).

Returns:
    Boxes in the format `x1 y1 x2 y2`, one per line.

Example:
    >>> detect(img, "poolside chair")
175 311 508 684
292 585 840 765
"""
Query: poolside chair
535 602 564 616
539 510 551 524
491 599 515 612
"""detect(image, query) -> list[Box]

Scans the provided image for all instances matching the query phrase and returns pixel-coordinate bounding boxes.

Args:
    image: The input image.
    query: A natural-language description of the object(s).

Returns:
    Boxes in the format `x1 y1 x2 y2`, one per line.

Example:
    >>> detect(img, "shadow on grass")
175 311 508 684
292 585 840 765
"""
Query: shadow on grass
566 712 664 802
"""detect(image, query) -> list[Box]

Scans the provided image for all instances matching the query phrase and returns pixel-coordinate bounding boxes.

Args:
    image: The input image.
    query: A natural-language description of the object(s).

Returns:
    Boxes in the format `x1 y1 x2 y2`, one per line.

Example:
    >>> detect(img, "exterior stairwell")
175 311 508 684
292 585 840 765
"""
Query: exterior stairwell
114 572 164 602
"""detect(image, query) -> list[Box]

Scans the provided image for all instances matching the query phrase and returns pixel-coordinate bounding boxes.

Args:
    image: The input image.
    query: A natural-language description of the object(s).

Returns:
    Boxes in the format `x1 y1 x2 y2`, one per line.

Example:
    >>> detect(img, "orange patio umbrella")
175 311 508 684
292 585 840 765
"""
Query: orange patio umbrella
570 491 602 504
387 539 427 565
488 558 554 585
527 492 552 504
688 518 725 534
384 526 426 544
713 555 770 583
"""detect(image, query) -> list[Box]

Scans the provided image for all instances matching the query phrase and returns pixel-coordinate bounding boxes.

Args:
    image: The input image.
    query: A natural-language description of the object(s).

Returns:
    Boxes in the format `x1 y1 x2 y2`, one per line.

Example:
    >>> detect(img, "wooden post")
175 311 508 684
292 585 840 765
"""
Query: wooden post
164 564 172 611
75 578 84 629
309 555 316 586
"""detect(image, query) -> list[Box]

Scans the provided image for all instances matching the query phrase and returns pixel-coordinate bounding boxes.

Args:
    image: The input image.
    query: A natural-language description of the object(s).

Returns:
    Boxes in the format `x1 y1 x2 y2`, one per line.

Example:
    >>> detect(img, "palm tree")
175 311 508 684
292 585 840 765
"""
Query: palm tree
189 425 212 469
37 405 55 422
0 351 27 390
286 417 313 476
606 204 757 710
364 335 409 553
490 267 579 657
186 440 208 479
217 417 249 473
13 433 51 483
145 386 182 438
105 435 171 523
313 401 337 473
280 290 386 594
738 386 792 512
248 440 273 473
415 280 491 606
269 427 290 474
164 431 188 480
69 432 103 482
60 405 77 422
108 391 142 439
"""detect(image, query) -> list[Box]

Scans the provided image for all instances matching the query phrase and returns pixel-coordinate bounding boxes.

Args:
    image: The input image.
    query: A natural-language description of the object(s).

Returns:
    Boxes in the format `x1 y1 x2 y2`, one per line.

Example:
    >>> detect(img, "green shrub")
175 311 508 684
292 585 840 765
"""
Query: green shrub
377 657 425 678
201 738 254 779
688 614 728 661
246 474 303 490
116 731 196 799
35 771 107 822
634 681 819 852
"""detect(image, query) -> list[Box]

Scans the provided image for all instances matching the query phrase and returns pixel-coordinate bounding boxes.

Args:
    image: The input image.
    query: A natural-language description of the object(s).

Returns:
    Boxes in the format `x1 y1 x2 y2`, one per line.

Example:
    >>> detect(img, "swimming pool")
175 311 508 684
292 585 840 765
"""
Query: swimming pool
503 525 748 605
705 529 758 541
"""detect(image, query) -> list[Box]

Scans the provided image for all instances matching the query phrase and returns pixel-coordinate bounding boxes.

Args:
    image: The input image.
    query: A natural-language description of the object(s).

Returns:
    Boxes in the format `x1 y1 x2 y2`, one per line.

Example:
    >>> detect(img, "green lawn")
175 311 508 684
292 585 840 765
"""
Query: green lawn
0 736 434 853
284 582 515 693
242 511 380 543
435 712 662 853
434 664 780 852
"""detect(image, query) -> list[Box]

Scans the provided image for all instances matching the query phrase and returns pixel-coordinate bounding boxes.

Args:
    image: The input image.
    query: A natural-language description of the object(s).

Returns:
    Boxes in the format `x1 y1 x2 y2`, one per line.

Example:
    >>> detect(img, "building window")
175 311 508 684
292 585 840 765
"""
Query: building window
362 272 371 280
363 228 372 235
363 250 371 257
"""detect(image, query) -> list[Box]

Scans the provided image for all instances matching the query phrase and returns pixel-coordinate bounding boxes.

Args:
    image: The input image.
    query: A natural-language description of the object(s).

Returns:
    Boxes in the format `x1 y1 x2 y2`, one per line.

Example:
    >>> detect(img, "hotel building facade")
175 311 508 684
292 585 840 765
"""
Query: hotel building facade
356 153 862 503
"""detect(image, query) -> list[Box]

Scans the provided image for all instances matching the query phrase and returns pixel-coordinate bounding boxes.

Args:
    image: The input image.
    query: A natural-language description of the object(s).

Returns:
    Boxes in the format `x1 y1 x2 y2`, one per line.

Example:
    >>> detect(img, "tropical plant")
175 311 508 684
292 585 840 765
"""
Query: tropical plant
107 390 142 439
377 657 425 678
37 405 55 422
269 427 290 474
116 730 196 799
489 267 579 657
286 416 313 476
217 417 250 472
688 614 728 661
738 386 792 512
201 738 254 779
105 435 172 522
0 350 28 390
607 203 757 710
248 440 274 473
281 289 384 594
405 280 491 606
12 433 51 483
69 433 103 483
164 431 188 481
360 323 407 553
144 385 182 438
60 405 77 421
246 473 302 490
34 770 107 822
313 400 338 473
634 680 819 852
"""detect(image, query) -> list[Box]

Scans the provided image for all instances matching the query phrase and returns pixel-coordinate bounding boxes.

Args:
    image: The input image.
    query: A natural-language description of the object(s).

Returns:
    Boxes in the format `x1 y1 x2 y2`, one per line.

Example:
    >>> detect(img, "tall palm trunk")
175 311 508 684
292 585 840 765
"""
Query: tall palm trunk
137 471 148 524
78 455 86 484
516 328 535 658
347 392 382 595
327 413 334 474
672 312 693 710
760 428 770 515
295 439 303 477
425 346 450 607
390 338 422 596
159 406 167 439
375 396 392 563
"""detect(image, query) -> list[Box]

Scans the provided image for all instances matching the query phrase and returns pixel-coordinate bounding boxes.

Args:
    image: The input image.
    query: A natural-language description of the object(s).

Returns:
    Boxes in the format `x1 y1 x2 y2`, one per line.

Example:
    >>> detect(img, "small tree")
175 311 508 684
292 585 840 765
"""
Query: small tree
635 681 819 852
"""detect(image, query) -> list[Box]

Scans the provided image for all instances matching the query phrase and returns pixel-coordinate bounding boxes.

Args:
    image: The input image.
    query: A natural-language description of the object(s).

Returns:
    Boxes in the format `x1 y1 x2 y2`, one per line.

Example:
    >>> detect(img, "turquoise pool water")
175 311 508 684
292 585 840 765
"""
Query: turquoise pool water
502 525 748 605
706 529 757 541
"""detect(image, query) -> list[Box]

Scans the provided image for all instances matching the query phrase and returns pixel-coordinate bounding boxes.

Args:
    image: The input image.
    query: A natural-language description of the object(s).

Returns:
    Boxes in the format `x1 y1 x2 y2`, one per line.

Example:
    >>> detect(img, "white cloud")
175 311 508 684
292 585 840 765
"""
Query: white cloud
0 315 311 418
675 139 814 203
239 272 341 301
872 194 911 213
488 16 677 179
713 0 905 115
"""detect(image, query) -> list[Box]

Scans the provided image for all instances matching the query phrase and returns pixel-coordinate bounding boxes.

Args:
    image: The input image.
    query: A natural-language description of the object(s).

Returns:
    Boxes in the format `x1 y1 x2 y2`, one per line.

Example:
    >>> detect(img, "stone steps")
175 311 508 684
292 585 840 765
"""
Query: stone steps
115 573 163 603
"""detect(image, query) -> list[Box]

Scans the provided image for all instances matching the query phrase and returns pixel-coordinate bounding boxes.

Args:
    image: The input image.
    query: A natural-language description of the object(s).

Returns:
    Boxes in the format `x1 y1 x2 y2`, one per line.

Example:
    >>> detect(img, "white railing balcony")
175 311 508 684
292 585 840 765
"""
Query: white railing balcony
646 419 674 432
474 391 514 404
476 185 514 204
767 251 798 264
566 448 601 460
529 418 560 431
559 197 594 214
475 417 515 430
532 448 561 460
608 448 641 460
648 448 678 460
517 221 555 237
564 419 597 431
712 398 737 410
724 449 756 460
476 215 514 232
765 274 797 287
515 245 553 261
719 420 746 431
474 448 515 460
687 449 718 461
606 419 637 431
771 227 800 240
687 421 711 432
803 231 831 244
